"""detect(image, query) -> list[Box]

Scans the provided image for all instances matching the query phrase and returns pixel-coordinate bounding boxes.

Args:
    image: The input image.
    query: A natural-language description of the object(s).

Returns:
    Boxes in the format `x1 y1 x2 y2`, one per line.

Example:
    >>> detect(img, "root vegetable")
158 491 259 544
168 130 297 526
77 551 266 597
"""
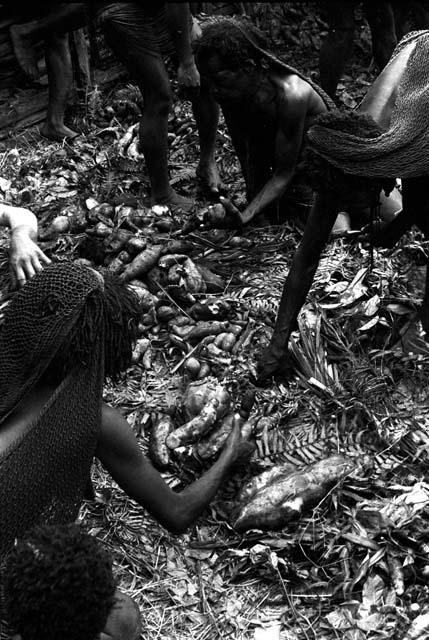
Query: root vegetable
106 255 126 274
197 390 255 460
228 324 243 337
131 337 150 363
104 229 133 254
237 463 297 504
205 343 224 359
149 414 174 468
214 332 229 347
182 379 230 420
184 357 201 378
157 306 177 323
182 258 206 293
221 333 236 352
197 362 211 378
126 237 147 255
92 222 112 238
128 284 157 312
234 455 356 531
117 250 131 264
185 321 229 345
166 396 220 449
163 239 194 254
189 300 231 321
155 218 174 232
168 264 182 285
169 315 193 328
122 244 163 281
159 254 188 270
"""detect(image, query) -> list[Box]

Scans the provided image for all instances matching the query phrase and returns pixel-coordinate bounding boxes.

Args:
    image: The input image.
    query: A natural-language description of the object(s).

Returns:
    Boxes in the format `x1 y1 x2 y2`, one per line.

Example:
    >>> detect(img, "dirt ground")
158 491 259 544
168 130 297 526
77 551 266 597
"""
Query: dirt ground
1 4 429 639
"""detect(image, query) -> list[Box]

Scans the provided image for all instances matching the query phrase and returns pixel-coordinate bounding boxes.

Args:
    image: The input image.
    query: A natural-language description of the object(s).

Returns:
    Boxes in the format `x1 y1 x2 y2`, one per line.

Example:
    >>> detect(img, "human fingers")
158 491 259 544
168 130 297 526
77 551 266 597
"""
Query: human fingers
22 259 36 282
38 248 52 265
13 264 27 288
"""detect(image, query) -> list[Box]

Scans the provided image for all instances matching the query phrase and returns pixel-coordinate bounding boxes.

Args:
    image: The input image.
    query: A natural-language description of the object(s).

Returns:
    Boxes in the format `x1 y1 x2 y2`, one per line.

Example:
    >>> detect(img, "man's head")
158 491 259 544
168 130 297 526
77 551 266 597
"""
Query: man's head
194 17 270 102
4 524 116 640
305 110 394 209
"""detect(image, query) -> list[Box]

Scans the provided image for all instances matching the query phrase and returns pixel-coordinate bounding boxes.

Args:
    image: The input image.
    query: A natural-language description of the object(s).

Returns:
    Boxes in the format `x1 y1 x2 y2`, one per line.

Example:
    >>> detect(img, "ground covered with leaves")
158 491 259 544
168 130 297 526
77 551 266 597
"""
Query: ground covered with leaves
1 4 429 639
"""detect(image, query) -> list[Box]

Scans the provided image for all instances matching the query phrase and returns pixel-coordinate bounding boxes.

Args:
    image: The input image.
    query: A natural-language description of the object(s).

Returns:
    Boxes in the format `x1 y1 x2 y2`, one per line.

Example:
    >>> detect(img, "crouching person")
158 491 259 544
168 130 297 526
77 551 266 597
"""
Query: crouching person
4 524 141 640
0 263 249 579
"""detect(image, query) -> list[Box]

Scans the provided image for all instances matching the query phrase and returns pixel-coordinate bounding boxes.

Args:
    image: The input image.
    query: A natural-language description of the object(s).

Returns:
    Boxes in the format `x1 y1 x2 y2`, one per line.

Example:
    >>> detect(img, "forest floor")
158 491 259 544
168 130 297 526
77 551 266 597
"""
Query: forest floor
1 4 429 639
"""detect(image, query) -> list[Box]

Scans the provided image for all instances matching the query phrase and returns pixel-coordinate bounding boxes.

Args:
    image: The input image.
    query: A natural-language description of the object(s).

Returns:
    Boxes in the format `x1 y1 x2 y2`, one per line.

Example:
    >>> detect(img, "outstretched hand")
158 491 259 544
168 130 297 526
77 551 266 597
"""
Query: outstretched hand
224 420 256 463
9 229 51 288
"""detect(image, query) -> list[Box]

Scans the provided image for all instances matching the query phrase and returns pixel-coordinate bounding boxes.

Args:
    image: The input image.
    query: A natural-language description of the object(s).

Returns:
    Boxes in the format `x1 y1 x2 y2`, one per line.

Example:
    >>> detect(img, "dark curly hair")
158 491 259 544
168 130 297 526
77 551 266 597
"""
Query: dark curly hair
4 524 116 640
44 272 141 384
305 110 394 203
194 17 269 72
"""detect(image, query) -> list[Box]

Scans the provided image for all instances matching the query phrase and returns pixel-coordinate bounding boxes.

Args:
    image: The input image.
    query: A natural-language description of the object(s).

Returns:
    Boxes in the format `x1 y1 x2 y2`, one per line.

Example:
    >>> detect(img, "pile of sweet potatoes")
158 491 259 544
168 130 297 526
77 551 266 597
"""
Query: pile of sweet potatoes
149 379 256 468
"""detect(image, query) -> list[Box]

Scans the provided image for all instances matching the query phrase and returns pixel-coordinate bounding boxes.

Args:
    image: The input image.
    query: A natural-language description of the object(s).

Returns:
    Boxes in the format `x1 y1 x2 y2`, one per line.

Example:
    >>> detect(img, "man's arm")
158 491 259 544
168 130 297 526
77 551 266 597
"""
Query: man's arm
257 191 338 381
0 204 51 286
238 92 308 225
165 3 200 93
96 403 246 534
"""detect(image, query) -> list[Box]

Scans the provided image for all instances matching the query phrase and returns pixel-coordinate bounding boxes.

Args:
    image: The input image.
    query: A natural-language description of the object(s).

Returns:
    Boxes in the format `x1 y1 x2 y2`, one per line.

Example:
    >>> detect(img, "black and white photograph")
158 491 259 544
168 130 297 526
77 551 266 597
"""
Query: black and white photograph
0 2 429 639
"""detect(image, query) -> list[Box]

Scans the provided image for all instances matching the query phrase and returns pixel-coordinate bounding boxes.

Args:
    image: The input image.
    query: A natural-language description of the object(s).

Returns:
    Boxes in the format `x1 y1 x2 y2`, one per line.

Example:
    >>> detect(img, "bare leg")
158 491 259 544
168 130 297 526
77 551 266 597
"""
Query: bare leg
101 12 192 209
193 83 224 196
364 1 397 72
319 0 357 98
257 192 338 383
40 34 78 141
10 3 86 81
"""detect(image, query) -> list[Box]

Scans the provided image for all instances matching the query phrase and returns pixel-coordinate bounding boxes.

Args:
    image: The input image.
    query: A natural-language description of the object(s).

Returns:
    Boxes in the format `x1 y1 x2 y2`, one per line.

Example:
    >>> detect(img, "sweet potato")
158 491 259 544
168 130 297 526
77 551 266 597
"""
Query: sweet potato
122 244 163 281
182 258 206 293
126 236 147 255
182 379 231 420
197 362 211 378
104 229 133 254
189 300 231 321
221 333 236 352
158 254 188 270
196 390 256 460
166 396 220 449
149 414 175 468
185 321 229 345
184 357 201 379
131 337 150 363
234 455 356 531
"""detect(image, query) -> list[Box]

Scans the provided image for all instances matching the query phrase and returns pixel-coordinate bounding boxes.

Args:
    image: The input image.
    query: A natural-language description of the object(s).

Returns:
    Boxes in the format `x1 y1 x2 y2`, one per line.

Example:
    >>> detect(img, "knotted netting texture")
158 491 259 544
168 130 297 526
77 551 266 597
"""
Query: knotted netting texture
307 30 429 178
0 264 107 635
0 262 102 424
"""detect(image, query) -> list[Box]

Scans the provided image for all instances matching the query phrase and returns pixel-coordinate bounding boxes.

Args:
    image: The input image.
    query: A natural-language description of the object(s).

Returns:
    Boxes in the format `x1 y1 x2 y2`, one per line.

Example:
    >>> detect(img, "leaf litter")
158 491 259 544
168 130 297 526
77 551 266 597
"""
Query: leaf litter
1 4 429 638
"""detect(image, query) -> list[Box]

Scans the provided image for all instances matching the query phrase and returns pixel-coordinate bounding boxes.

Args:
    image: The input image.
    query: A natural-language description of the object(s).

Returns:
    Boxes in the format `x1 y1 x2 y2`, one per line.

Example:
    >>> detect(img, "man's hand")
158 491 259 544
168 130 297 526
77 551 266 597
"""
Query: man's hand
177 60 200 99
9 227 51 287
223 419 256 463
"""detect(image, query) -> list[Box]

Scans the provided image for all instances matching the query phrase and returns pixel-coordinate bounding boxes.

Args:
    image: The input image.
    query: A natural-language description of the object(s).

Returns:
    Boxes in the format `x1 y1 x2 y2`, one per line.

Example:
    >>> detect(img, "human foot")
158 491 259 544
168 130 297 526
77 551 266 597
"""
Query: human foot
40 123 80 142
153 189 194 213
10 24 40 81
196 162 226 197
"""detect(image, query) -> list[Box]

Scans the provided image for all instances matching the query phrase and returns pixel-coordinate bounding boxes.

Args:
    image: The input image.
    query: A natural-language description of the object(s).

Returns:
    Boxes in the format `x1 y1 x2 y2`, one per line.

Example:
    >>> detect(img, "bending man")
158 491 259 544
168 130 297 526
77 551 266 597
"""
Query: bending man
258 30 429 382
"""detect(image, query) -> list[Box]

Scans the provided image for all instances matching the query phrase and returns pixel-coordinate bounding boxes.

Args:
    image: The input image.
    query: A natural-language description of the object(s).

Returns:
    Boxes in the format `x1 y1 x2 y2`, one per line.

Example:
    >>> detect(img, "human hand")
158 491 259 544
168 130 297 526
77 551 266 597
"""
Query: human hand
9 227 51 287
177 60 200 99
205 197 242 229
224 418 256 464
